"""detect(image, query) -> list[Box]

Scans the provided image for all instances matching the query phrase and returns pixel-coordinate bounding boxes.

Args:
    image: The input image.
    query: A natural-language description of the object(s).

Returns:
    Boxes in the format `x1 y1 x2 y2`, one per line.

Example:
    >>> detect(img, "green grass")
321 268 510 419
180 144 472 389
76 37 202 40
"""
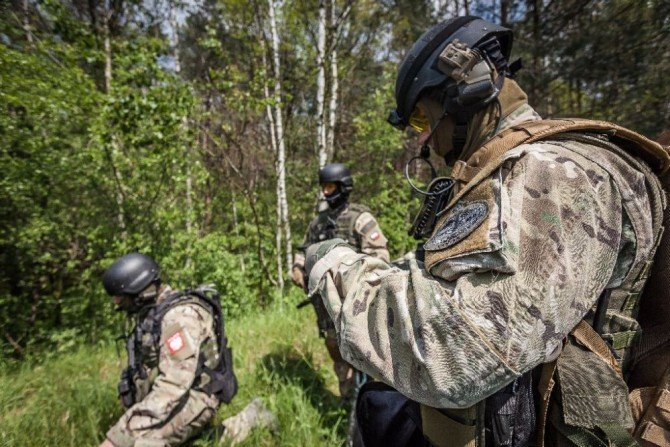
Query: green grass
0 289 348 446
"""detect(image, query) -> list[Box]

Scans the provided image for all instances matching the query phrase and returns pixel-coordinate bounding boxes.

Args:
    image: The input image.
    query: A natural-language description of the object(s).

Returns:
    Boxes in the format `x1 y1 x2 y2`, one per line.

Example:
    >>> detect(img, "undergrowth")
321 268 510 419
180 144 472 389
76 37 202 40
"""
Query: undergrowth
0 289 347 446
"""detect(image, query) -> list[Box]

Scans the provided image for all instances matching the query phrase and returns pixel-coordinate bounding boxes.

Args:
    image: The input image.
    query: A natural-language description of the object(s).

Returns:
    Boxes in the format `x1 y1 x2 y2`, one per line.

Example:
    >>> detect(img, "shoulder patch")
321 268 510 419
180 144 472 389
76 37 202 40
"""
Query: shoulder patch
162 319 198 361
166 331 186 355
424 201 489 251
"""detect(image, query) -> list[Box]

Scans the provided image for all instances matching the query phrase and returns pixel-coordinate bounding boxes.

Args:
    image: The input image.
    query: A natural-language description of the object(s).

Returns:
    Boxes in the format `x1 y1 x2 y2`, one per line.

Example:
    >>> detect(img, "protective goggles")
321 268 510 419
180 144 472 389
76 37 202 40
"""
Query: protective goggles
408 106 430 132
387 106 430 133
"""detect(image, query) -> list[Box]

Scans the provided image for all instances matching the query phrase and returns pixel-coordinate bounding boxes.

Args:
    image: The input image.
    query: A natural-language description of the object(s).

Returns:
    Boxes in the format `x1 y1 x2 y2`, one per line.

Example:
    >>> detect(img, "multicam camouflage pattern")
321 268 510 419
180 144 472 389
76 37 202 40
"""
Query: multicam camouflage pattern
294 202 389 399
220 397 278 445
308 106 660 415
107 287 220 447
294 203 390 269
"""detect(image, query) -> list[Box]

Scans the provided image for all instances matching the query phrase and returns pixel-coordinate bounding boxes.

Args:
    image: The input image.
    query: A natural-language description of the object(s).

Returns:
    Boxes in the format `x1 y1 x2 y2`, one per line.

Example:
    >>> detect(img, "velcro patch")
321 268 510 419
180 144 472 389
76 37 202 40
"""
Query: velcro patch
166 331 186 355
424 201 489 251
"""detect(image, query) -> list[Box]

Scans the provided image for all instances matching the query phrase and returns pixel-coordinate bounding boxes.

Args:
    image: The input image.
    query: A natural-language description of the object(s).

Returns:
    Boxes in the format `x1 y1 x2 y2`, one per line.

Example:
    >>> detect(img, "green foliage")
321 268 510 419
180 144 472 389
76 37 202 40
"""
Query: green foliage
0 298 348 446
0 43 109 360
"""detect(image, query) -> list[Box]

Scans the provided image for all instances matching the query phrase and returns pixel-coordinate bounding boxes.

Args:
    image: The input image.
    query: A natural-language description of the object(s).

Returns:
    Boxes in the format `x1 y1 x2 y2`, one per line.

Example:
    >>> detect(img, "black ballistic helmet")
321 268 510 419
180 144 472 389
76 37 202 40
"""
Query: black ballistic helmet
388 16 513 129
102 253 160 297
319 163 353 208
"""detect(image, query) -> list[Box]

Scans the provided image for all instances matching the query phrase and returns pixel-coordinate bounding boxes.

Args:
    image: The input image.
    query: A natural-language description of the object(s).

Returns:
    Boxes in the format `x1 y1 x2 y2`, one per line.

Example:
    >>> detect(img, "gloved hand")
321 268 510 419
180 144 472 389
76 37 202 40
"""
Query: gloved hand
304 238 350 279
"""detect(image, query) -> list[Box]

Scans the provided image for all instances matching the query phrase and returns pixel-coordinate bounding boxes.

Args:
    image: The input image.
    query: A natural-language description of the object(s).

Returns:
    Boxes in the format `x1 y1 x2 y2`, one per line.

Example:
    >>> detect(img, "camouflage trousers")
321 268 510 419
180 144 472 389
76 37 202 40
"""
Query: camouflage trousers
132 392 217 447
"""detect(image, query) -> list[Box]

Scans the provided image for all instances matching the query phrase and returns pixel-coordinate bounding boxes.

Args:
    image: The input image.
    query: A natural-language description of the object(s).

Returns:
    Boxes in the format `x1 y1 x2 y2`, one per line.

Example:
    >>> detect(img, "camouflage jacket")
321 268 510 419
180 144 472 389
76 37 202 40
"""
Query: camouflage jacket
294 202 390 269
107 286 219 447
307 105 659 411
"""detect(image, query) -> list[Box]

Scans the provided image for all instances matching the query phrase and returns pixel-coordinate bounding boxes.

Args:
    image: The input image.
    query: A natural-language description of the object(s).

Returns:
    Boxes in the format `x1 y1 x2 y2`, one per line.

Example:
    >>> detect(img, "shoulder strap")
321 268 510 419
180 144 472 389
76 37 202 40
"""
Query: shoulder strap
347 203 372 215
446 118 670 211
342 203 371 236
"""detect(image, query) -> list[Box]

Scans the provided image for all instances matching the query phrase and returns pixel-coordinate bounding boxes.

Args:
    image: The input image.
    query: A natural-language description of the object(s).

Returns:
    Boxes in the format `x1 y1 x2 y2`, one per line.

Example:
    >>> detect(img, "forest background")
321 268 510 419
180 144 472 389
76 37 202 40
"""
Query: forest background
1 0 670 445
1 0 669 366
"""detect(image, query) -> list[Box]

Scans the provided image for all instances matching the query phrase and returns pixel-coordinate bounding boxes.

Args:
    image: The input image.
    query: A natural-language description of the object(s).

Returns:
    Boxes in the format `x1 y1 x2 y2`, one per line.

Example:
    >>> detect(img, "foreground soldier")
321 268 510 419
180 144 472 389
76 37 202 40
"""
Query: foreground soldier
305 16 670 447
100 253 238 447
292 163 389 399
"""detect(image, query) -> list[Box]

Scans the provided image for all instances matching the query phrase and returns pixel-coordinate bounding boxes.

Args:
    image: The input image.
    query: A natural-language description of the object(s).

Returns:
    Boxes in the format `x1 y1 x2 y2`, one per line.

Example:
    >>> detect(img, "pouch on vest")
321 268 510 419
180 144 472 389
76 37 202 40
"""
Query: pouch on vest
355 381 430 447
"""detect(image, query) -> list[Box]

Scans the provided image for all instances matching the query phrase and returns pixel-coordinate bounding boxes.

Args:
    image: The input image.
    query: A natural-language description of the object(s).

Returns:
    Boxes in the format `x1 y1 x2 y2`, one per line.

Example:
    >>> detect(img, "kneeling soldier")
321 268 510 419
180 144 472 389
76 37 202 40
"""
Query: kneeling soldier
100 253 237 447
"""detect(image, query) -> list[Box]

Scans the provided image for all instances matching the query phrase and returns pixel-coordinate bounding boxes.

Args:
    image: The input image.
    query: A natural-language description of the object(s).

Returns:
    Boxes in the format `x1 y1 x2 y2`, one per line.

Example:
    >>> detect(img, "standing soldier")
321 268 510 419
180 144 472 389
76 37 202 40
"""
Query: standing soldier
100 253 238 447
292 163 390 400
304 16 670 447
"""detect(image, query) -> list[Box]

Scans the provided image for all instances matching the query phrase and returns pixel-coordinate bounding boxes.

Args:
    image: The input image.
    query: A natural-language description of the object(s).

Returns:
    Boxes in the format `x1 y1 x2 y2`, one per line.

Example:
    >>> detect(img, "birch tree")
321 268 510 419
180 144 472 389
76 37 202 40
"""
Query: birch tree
258 21 284 295
103 0 112 93
316 0 328 168
267 0 292 296
317 0 352 168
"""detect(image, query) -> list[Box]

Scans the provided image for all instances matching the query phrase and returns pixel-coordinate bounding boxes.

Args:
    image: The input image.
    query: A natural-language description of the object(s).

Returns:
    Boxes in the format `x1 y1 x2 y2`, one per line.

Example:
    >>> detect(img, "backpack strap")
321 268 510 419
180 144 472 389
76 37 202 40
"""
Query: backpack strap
336 203 371 248
153 287 238 404
446 118 670 211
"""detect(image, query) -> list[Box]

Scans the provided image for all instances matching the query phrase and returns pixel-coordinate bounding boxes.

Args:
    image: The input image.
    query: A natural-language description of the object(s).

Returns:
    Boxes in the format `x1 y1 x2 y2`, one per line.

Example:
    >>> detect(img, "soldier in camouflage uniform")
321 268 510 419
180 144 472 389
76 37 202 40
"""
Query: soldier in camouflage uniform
304 17 669 447
292 163 389 399
100 253 239 447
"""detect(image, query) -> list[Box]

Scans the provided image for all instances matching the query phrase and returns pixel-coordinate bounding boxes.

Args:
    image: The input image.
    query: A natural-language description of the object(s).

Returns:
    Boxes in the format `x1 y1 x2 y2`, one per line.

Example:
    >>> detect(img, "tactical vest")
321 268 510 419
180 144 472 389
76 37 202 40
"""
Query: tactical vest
418 119 670 447
306 203 371 337
118 286 238 408
308 203 371 249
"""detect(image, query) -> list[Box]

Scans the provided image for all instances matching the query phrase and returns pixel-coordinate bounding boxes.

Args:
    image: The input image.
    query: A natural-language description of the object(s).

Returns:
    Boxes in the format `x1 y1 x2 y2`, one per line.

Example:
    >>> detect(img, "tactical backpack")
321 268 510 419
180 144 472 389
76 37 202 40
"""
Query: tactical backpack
119 286 238 407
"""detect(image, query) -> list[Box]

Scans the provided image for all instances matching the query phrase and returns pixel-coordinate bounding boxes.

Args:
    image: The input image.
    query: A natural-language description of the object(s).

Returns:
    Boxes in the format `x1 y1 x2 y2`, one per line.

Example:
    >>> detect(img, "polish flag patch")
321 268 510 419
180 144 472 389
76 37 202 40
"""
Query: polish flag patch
166 331 185 355
370 231 380 241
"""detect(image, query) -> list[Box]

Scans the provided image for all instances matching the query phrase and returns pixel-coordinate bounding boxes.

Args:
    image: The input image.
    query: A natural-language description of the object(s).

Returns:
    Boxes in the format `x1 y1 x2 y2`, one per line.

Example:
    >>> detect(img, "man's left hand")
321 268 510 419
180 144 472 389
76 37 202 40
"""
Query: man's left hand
99 439 115 447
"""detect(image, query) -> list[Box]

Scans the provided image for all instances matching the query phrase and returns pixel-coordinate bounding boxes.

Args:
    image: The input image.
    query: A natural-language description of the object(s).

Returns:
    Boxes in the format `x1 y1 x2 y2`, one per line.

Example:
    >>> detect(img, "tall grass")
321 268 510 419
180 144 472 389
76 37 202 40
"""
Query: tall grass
0 289 348 446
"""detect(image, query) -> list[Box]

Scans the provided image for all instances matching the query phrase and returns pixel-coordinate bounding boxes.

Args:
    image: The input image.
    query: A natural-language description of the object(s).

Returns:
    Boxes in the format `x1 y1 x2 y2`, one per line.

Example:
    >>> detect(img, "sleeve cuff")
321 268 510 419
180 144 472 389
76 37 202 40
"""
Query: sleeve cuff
307 246 357 294
107 423 135 447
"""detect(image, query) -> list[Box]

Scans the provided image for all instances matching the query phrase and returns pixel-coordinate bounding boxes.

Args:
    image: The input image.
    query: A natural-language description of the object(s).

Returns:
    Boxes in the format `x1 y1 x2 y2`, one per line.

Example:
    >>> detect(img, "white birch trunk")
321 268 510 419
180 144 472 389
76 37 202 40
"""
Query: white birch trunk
326 0 339 160
260 37 284 297
103 6 112 93
268 0 292 296
316 0 328 168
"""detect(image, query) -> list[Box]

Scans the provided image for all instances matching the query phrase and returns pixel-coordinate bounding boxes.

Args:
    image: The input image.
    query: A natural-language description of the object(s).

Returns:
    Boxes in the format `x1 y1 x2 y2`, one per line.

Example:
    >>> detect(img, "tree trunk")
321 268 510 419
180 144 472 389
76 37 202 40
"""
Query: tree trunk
259 28 284 297
267 0 292 295
103 8 112 93
501 0 509 26
326 0 339 160
316 0 328 168
527 0 541 109
23 0 33 46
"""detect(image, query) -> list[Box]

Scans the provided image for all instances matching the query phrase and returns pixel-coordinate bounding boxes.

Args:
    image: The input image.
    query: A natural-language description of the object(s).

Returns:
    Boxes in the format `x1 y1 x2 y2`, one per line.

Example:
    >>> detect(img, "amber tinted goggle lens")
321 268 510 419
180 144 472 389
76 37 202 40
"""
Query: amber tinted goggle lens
321 182 337 196
408 106 430 132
